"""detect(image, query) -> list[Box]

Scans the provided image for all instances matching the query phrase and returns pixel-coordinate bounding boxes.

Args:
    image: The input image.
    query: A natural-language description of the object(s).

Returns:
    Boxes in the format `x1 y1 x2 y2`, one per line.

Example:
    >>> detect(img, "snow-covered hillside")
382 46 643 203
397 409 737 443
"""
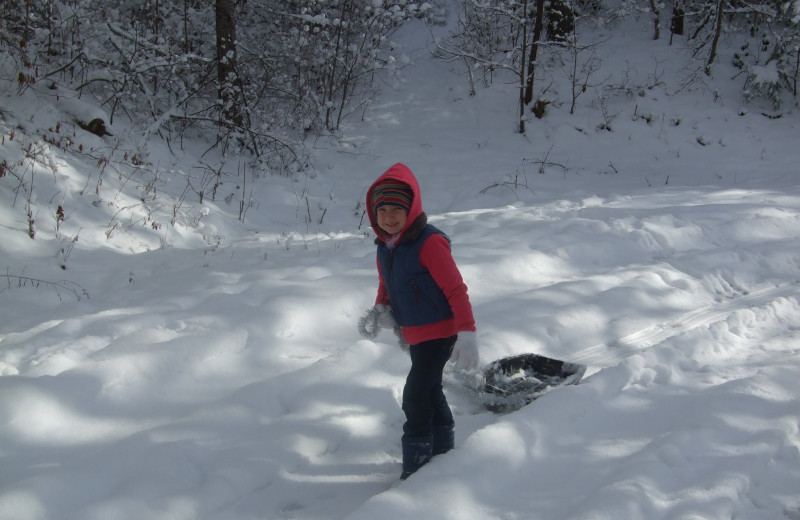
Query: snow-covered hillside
2 7 799 520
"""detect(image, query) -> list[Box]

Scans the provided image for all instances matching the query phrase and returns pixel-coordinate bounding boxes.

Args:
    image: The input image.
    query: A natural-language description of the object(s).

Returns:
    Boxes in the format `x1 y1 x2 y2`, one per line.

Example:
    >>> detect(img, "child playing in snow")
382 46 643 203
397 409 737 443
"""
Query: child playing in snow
366 162 479 479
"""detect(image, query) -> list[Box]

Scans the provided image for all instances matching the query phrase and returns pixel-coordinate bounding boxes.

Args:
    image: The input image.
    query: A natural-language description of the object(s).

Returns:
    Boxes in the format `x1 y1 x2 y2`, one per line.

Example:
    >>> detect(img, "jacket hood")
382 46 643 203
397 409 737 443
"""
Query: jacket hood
367 163 424 242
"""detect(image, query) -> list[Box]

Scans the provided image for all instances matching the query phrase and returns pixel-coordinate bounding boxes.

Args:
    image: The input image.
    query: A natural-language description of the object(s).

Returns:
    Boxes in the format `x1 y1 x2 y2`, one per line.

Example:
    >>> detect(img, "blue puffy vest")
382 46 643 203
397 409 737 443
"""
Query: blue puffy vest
377 224 455 327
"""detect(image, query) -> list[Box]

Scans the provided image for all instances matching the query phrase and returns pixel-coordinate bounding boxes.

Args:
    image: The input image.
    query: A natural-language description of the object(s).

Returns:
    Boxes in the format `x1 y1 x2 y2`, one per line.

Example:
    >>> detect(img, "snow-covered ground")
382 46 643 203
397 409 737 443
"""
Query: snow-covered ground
2 7 800 520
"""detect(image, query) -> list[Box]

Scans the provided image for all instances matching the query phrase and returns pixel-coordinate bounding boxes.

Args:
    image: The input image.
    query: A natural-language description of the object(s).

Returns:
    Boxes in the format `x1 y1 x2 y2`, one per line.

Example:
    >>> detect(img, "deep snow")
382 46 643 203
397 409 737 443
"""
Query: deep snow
2 7 800 520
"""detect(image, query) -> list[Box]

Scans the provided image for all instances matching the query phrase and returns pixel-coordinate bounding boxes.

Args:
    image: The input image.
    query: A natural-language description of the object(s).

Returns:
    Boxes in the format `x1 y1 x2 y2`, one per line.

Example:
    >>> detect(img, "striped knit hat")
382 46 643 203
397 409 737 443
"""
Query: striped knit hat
372 179 413 214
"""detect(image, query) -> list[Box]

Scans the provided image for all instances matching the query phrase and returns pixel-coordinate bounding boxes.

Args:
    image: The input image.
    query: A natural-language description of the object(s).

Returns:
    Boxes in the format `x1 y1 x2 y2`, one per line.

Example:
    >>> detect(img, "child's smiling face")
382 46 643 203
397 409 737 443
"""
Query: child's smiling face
376 205 408 235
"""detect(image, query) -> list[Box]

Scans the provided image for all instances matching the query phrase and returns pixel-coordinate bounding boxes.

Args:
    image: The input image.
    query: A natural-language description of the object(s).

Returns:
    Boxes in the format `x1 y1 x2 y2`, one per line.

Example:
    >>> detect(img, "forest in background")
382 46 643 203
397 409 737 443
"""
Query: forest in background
1 0 798 249
3 0 797 156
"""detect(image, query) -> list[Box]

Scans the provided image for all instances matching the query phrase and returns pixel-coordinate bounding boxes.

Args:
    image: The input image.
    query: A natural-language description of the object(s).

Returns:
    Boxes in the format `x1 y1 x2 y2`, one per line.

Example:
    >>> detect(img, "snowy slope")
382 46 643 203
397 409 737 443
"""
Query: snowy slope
2 7 800 520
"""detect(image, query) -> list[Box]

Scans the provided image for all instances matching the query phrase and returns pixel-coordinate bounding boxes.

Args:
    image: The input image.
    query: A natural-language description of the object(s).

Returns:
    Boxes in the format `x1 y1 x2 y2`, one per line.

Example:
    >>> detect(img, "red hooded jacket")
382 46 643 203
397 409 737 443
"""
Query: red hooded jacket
367 163 476 345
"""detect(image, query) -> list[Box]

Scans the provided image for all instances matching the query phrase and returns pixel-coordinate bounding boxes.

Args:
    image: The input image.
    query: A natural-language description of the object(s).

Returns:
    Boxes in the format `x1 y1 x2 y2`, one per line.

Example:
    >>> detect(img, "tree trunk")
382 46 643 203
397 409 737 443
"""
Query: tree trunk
524 0 545 106
649 0 661 40
519 0 529 133
325 0 351 130
216 0 242 127
705 0 725 75
670 0 685 44
152 0 160 37
183 0 190 54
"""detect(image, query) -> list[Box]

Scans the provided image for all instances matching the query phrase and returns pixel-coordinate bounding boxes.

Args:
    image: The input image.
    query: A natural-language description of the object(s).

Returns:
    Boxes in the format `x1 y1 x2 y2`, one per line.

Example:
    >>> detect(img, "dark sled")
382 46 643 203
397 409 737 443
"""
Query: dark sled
479 353 586 413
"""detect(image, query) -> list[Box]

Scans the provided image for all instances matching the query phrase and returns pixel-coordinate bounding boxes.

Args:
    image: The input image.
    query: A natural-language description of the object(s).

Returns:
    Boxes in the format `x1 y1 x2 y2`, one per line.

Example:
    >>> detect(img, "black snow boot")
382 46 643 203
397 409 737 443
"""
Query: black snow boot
432 423 455 456
400 435 433 479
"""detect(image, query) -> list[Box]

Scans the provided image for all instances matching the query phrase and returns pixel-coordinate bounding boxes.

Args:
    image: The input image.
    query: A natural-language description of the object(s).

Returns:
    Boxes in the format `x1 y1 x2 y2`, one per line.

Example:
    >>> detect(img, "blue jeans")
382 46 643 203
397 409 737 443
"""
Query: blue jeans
400 335 456 478
402 335 456 446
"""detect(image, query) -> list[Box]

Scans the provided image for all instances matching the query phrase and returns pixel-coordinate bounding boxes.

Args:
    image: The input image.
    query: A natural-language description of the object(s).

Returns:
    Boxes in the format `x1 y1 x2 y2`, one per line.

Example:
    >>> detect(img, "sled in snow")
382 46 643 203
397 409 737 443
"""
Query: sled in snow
477 353 586 413
445 353 586 413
